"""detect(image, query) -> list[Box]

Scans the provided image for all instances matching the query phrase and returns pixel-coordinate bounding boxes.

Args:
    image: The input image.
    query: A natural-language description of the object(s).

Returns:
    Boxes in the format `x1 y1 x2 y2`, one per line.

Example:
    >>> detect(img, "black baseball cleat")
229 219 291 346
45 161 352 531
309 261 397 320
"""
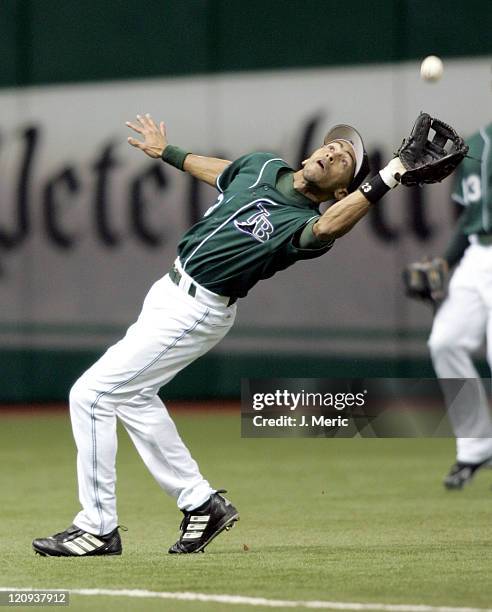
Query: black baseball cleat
168 489 239 554
32 524 122 557
443 458 491 490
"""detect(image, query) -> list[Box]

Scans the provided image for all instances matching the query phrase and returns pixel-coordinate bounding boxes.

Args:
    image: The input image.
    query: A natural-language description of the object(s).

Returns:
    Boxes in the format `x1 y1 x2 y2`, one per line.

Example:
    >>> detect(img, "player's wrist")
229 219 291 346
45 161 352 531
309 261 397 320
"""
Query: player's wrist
358 158 407 204
380 157 406 188
358 174 390 203
161 145 191 171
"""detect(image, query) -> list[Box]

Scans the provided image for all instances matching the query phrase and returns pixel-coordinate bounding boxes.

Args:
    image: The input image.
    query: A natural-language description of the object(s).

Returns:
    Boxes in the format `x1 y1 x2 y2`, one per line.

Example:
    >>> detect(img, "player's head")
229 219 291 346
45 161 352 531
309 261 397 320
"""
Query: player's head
301 124 370 201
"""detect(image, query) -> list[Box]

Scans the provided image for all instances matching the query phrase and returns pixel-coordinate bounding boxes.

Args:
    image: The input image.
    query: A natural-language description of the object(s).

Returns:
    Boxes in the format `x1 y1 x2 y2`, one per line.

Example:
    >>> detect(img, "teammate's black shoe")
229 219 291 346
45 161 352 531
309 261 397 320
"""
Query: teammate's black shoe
168 490 239 554
32 524 122 557
443 458 491 490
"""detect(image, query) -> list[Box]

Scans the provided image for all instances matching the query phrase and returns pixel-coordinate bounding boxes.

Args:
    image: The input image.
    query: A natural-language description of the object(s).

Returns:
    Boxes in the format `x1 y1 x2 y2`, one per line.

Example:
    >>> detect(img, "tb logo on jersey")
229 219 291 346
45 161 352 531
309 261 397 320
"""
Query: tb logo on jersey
234 202 274 243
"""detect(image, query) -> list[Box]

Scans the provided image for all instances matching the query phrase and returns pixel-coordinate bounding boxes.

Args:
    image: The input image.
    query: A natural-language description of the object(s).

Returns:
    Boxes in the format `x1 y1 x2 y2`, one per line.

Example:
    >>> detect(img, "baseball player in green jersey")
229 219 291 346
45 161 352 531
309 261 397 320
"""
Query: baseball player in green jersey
32 112 458 557
426 123 492 489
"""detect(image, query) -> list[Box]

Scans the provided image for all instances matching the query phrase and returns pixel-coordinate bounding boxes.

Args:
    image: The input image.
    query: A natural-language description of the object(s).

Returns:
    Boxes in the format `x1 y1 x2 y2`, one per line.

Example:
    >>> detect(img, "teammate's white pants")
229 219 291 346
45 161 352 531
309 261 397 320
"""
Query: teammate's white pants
69 264 236 536
428 243 492 463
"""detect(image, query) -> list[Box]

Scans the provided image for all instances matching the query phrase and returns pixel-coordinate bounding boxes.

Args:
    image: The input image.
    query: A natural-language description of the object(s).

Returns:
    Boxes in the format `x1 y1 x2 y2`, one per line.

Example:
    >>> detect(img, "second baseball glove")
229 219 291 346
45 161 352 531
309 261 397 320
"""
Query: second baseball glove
396 113 468 186
402 257 448 304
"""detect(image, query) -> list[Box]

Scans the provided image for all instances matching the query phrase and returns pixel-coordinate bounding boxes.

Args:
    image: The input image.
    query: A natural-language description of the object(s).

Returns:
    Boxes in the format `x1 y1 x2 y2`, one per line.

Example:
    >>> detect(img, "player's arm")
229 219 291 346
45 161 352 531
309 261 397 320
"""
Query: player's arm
442 212 468 269
181 154 231 186
126 113 231 187
313 191 371 241
441 164 469 269
313 158 406 241
403 165 469 283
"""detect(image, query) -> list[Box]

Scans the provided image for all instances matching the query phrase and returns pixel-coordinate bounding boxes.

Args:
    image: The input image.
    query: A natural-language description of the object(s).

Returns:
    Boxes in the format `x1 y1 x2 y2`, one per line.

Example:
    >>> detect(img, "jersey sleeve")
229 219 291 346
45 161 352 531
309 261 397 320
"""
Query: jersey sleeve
287 216 334 256
216 152 280 192
293 217 335 250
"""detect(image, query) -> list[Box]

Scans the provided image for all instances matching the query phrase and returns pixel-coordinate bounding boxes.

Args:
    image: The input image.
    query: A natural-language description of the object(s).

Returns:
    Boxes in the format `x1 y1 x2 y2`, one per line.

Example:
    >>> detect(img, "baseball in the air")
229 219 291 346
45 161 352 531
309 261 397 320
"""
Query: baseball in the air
420 55 444 82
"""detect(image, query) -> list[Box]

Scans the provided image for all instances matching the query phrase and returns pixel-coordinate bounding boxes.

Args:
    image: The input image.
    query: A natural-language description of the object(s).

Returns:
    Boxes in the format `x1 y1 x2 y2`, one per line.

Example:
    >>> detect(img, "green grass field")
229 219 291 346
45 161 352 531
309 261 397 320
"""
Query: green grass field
1 408 491 611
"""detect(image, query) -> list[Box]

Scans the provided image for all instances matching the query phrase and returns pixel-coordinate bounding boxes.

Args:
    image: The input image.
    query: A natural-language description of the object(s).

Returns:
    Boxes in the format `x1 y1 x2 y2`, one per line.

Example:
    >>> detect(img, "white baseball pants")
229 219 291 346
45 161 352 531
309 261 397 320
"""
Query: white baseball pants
428 243 492 463
69 260 236 536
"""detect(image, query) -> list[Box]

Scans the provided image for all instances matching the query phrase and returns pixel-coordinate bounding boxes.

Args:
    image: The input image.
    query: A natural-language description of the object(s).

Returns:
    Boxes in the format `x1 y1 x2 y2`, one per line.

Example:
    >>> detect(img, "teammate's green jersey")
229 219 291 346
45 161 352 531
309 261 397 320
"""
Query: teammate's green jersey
451 123 492 234
177 152 332 298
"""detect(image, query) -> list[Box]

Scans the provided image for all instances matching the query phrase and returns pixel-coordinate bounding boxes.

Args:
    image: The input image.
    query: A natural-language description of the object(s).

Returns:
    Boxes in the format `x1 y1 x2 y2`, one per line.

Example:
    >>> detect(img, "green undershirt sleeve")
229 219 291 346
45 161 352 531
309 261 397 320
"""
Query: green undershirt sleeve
296 218 333 249
443 213 469 268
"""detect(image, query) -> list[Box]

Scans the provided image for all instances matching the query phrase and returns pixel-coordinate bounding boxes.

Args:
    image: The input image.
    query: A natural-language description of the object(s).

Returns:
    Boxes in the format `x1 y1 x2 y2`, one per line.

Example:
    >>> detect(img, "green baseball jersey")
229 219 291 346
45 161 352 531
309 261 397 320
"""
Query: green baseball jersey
177 152 332 298
451 123 492 234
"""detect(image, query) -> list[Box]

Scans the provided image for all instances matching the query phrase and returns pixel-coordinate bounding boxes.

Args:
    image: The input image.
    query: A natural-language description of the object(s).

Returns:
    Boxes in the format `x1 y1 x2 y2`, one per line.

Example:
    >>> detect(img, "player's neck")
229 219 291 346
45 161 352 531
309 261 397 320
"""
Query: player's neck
292 169 331 204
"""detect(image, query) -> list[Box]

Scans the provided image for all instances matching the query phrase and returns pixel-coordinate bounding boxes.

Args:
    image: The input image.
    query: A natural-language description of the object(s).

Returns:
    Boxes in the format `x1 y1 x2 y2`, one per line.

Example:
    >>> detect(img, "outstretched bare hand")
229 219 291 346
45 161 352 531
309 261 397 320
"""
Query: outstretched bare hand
126 113 167 158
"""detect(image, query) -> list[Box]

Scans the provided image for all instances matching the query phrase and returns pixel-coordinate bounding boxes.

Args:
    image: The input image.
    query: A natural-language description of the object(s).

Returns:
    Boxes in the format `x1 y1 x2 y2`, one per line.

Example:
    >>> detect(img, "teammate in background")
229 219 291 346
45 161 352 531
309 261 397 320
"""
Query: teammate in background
32 113 455 557
427 122 492 489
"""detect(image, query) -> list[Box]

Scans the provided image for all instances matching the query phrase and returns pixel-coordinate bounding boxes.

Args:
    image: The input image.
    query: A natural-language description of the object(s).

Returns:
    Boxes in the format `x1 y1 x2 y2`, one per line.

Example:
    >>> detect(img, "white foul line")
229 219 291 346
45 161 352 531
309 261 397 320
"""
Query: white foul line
1 588 491 612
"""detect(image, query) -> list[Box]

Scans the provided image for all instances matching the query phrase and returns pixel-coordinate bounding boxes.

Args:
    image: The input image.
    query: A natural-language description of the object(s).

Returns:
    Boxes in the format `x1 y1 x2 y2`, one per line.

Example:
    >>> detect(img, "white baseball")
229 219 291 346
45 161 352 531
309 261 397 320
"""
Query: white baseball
420 55 443 82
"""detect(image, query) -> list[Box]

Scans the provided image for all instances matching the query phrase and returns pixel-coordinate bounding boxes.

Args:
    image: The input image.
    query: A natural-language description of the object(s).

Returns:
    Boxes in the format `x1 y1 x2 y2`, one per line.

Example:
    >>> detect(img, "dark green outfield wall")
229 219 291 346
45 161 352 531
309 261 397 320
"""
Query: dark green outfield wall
1 0 491 88
1 348 490 403
0 349 446 403
0 323 460 402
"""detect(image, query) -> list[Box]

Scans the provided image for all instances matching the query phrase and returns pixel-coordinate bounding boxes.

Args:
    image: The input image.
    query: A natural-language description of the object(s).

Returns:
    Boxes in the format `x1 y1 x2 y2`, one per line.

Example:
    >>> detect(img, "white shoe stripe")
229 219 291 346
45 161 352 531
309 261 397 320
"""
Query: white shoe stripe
186 524 206 532
182 532 203 540
190 516 209 523
73 537 97 552
82 534 105 548
63 541 87 555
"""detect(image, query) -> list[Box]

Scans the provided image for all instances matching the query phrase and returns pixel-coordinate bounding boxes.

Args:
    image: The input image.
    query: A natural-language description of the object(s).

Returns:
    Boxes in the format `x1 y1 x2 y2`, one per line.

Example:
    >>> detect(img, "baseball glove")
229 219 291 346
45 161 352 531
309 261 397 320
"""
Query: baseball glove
402 257 448 304
396 113 468 186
